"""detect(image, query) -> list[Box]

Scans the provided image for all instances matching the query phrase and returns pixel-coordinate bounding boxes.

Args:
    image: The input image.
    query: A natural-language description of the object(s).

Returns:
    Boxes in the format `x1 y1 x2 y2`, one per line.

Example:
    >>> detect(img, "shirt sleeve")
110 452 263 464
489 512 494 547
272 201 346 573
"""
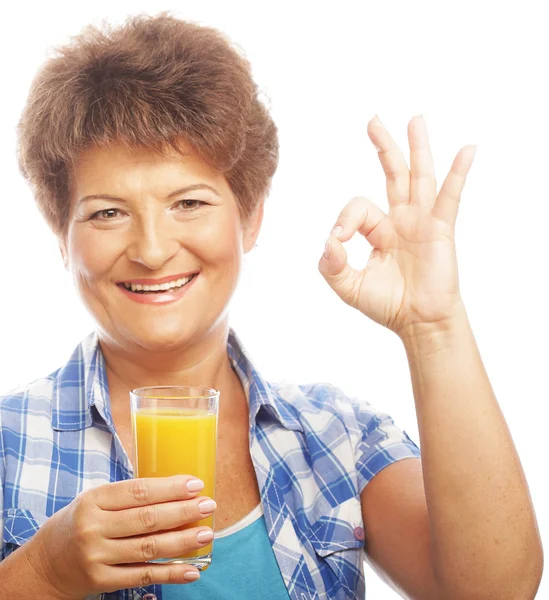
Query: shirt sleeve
350 397 421 494
321 384 421 495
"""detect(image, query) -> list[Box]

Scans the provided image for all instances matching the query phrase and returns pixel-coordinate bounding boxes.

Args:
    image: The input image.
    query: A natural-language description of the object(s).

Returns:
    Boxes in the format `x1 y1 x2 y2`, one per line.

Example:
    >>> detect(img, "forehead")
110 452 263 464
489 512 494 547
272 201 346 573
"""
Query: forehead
70 140 229 198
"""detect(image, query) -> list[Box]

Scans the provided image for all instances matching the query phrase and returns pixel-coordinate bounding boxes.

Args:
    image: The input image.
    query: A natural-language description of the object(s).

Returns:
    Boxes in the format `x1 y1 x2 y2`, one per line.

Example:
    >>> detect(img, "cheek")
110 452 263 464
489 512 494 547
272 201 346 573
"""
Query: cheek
67 229 122 282
195 214 243 268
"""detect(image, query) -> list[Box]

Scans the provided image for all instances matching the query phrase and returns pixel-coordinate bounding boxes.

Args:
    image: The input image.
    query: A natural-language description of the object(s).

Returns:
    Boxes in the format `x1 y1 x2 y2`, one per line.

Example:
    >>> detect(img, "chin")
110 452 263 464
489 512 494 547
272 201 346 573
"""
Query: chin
135 325 198 352
98 317 199 354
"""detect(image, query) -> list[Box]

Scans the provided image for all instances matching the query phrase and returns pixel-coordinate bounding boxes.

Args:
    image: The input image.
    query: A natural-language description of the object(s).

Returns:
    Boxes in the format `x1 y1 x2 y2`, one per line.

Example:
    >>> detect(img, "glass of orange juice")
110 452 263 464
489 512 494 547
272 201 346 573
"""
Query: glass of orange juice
130 386 219 570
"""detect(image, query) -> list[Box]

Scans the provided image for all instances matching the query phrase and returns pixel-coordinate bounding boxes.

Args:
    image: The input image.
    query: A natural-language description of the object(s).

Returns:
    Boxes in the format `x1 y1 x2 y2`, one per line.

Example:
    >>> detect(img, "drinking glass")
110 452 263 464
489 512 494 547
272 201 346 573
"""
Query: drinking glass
130 386 219 570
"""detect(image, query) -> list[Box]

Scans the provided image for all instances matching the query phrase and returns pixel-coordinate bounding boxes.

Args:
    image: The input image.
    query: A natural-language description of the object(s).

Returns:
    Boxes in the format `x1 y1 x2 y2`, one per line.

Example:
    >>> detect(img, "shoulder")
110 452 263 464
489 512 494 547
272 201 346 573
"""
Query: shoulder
271 380 392 435
0 370 59 420
269 380 420 487
0 332 97 427
0 371 61 470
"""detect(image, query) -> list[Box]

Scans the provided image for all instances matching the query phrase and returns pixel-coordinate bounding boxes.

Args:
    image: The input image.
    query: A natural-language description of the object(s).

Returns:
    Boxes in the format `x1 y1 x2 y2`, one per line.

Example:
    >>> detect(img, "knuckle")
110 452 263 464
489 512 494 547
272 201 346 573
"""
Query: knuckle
88 564 107 590
384 167 400 181
85 549 105 568
138 566 155 587
141 536 158 561
73 513 99 545
176 531 193 554
73 490 92 514
178 501 193 523
139 504 158 530
168 565 187 584
131 478 151 503
167 566 179 584
89 482 110 507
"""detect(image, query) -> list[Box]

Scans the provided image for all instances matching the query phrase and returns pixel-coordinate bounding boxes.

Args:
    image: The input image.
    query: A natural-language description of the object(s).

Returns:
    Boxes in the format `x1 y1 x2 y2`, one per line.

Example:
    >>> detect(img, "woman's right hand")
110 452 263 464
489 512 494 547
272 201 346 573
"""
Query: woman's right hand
27 475 216 598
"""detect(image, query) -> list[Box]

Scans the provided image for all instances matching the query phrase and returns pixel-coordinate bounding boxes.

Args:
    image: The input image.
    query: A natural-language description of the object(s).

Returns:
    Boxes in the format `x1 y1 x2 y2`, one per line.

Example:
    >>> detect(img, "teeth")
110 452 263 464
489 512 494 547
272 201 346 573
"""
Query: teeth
122 275 194 293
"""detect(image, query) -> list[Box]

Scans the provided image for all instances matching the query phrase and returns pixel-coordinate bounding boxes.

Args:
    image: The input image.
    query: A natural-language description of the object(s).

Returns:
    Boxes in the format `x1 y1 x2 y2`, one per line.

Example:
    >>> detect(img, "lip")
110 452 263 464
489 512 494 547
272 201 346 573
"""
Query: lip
116 271 199 286
118 273 198 305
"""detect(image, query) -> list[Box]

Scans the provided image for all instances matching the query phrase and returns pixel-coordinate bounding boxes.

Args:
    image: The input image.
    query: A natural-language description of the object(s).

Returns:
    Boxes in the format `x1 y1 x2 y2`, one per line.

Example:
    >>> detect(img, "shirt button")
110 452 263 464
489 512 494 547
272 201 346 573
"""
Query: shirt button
142 595 157 600
353 526 365 541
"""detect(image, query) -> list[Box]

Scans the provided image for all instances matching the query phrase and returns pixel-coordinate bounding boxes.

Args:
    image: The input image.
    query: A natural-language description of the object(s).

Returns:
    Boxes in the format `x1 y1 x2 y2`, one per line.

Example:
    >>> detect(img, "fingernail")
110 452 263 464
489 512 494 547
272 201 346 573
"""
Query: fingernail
374 114 384 127
186 479 204 493
323 238 331 260
331 225 343 239
196 529 214 544
198 499 217 514
184 569 201 581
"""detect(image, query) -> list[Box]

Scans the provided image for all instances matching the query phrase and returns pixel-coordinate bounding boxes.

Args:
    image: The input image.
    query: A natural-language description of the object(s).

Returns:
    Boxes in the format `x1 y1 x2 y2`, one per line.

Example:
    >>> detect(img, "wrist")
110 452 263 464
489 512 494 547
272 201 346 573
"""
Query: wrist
399 301 470 356
0 541 72 600
30 531 77 600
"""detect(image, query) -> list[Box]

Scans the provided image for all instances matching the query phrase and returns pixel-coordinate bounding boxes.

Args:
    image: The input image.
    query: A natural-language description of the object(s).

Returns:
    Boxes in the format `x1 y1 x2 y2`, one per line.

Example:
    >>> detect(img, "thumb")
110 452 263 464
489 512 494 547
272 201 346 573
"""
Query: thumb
318 235 363 308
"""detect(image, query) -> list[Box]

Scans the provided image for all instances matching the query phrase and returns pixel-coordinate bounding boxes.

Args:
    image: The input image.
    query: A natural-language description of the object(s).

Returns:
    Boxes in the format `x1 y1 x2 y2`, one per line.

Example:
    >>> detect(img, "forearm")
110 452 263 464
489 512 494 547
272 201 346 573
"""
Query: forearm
402 302 543 600
0 543 68 599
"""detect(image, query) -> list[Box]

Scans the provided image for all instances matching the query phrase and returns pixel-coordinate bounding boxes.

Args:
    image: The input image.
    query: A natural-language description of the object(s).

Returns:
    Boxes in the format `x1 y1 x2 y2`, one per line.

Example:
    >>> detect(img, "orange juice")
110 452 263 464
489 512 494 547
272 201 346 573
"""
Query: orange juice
133 408 217 560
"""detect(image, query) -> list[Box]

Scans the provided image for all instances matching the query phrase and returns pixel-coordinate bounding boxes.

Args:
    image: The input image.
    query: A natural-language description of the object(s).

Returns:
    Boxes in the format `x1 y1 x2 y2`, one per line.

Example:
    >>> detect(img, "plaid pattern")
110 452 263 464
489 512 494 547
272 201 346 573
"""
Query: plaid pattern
0 330 420 599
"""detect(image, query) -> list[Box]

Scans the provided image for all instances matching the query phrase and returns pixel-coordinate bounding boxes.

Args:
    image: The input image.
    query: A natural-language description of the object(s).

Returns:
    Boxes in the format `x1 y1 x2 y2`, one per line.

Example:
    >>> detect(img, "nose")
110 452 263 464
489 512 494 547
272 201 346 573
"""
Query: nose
126 211 180 270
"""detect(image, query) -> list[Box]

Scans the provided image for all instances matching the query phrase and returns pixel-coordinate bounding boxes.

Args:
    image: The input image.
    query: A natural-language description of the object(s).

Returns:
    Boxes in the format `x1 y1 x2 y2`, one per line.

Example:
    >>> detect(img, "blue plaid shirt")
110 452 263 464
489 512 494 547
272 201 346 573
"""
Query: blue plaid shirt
0 330 420 599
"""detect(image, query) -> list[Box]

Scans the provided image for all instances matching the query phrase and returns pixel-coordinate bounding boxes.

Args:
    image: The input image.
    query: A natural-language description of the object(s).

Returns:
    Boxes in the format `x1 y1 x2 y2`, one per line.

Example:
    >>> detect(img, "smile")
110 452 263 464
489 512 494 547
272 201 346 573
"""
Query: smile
120 274 196 294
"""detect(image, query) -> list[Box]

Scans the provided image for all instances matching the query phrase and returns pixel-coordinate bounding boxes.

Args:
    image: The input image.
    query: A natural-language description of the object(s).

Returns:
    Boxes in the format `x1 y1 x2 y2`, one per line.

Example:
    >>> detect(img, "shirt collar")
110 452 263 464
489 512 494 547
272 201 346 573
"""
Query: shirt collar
51 331 106 431
51 329 303 433
227 329 303 433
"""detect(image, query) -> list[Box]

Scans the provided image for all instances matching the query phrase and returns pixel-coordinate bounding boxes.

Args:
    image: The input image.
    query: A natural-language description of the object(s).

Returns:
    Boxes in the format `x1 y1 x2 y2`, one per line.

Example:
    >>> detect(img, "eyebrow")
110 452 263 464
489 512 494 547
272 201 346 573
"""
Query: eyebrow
78 183 221 204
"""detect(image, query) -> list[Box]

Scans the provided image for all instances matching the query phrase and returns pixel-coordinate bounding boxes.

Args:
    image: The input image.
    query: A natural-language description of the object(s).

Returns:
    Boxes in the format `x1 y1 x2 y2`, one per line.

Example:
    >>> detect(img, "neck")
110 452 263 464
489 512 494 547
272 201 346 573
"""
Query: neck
100 323 232 390
98 322 245 428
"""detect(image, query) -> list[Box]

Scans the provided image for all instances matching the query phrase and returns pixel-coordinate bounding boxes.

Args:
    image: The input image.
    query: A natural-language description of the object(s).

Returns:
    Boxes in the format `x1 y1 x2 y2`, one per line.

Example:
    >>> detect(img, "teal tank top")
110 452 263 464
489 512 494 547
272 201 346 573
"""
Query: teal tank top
162 504 290 600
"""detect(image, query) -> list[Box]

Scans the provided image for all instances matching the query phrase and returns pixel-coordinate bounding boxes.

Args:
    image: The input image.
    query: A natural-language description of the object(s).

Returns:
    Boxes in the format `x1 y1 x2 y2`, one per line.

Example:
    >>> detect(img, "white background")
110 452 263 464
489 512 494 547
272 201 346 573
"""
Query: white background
1 1 547 597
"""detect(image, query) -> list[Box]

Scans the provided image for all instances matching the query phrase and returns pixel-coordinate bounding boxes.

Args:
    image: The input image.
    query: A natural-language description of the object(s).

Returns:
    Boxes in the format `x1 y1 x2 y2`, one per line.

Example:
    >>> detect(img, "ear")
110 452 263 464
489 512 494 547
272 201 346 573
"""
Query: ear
58 236 69 270
243 200 265 254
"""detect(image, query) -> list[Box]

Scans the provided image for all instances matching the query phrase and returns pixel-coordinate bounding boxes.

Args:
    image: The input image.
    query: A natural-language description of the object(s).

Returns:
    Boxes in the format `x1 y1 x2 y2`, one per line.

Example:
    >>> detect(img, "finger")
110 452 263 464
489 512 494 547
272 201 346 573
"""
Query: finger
328 196 395 250
319 236 364 308
104 526 214 565
367 115 411 206
94 475 204 511
105 562 202 589
105 496 216 538
408 115 437 209
432 144 477 227
320 197 394 308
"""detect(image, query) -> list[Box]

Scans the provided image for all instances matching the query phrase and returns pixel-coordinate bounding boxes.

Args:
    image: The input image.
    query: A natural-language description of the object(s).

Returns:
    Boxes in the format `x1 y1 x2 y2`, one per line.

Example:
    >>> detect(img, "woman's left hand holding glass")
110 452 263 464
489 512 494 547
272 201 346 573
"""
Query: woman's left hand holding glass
319 114 476 340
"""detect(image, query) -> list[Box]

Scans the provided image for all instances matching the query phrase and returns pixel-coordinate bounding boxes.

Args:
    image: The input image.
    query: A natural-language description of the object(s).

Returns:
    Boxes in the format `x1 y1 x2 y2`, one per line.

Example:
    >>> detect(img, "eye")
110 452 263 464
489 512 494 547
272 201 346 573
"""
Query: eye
174 199 206 211
89 208 122 220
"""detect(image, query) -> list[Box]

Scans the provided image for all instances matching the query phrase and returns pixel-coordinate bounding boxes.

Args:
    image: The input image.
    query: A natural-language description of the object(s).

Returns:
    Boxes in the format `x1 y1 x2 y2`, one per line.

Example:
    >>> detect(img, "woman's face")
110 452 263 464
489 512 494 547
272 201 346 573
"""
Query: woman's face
62 140 262 352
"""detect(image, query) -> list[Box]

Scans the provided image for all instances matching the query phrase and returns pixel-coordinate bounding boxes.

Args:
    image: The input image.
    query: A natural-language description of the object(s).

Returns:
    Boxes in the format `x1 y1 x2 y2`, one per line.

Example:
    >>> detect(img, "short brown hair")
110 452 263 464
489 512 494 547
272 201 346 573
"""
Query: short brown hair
17 13 279 235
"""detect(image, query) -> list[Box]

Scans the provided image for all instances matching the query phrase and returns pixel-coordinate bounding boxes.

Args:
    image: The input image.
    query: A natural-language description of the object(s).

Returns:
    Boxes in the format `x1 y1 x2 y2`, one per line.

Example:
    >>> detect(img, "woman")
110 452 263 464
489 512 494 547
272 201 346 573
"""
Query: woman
0 12 543 600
